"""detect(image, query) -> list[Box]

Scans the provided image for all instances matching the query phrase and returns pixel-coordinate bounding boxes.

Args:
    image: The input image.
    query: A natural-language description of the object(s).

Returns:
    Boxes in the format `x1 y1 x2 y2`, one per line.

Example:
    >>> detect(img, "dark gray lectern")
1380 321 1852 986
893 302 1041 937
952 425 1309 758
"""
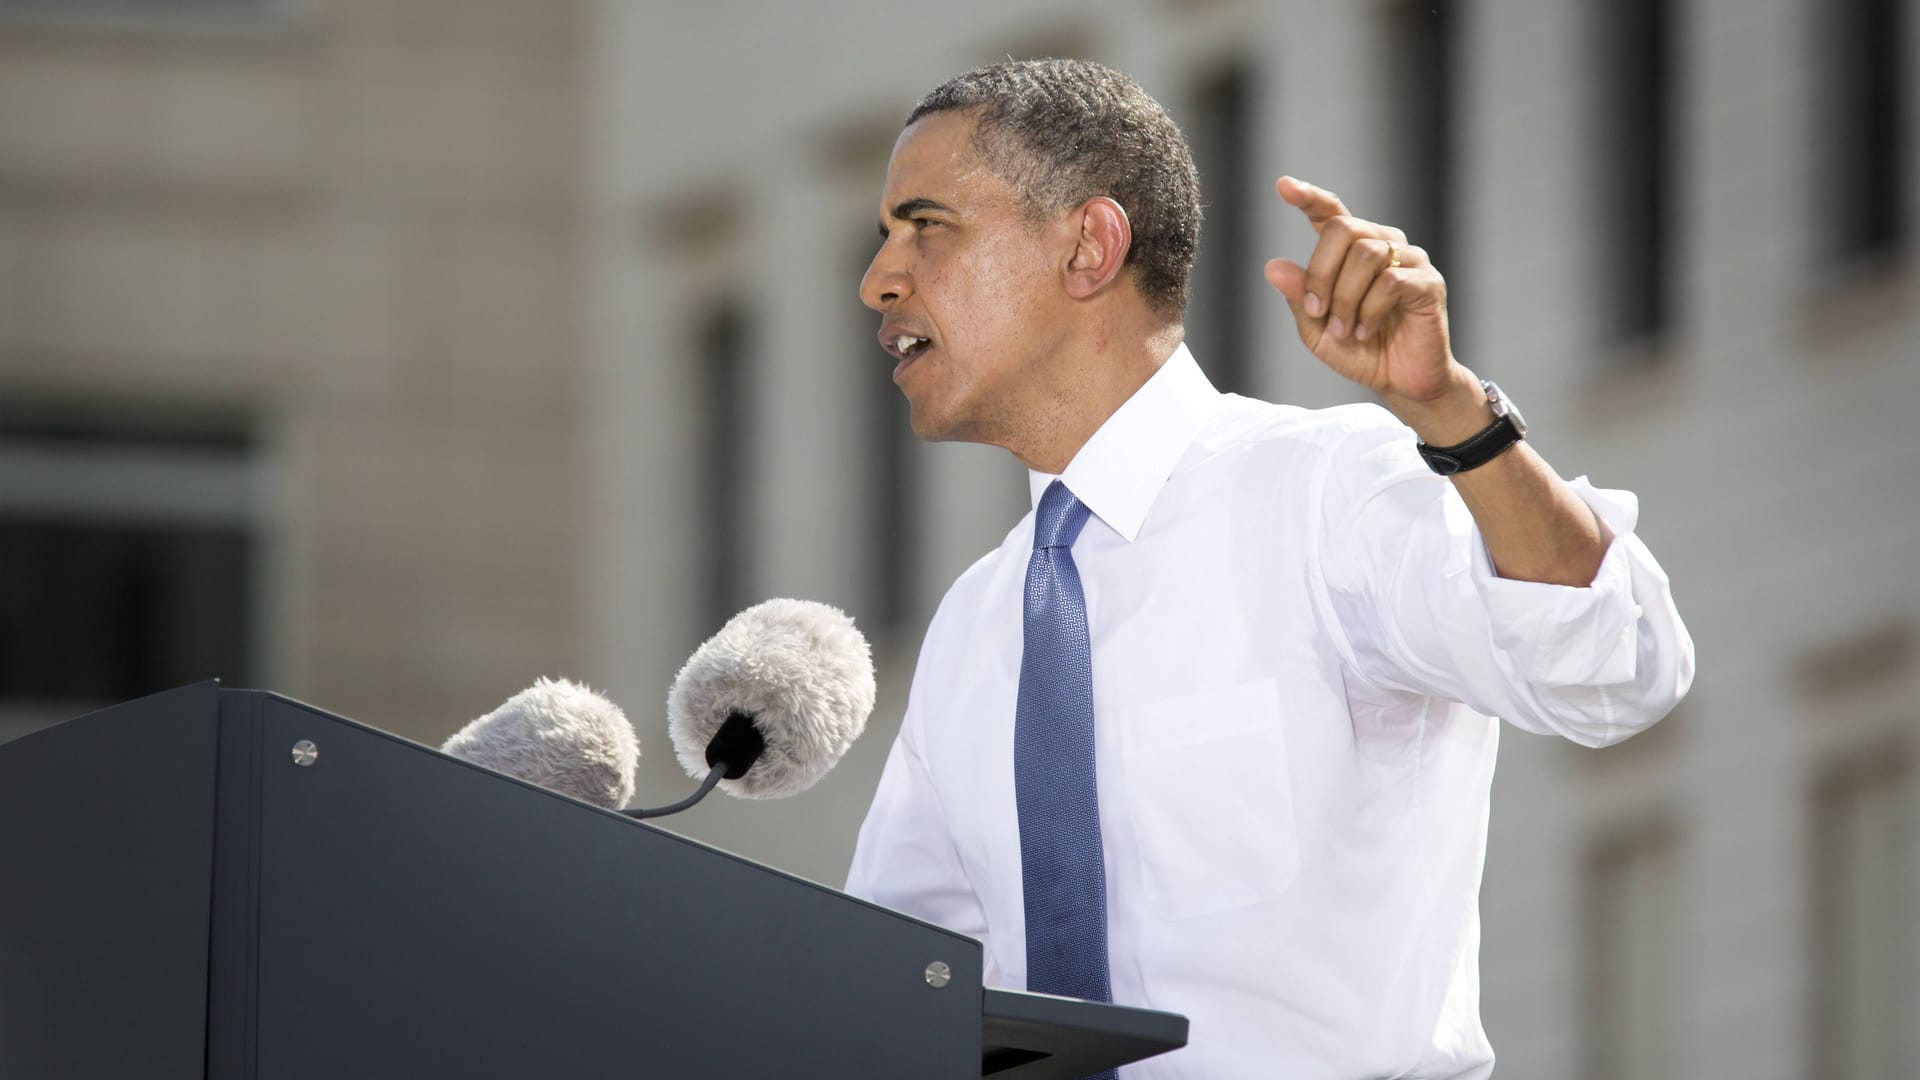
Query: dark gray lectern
0 684 1187 1079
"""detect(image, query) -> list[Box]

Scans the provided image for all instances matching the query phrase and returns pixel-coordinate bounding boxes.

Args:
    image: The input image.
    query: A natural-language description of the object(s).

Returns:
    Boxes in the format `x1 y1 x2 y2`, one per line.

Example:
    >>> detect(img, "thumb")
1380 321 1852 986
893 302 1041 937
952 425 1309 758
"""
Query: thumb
1264 257 1312 318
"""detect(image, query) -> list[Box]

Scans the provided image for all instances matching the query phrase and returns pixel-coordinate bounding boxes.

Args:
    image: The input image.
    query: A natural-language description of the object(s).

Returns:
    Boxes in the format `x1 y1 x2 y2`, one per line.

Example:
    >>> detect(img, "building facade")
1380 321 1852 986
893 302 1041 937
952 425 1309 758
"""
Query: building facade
0 0 593 744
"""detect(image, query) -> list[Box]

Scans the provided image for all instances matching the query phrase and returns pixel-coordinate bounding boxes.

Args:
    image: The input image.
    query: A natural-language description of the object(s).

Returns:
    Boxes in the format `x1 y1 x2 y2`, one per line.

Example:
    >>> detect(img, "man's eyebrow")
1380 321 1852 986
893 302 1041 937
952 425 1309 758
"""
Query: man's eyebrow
878 197 956 237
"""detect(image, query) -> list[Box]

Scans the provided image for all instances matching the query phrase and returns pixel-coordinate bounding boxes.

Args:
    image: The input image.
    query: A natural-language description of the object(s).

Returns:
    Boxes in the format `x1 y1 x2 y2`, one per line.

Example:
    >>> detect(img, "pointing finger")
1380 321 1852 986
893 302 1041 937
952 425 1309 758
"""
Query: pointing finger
1276 176 1351 232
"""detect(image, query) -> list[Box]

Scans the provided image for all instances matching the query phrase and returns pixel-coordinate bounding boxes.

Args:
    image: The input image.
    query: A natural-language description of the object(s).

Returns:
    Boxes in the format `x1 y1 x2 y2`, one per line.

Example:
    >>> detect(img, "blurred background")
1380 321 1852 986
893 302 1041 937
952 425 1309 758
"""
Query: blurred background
0 0 1914 1075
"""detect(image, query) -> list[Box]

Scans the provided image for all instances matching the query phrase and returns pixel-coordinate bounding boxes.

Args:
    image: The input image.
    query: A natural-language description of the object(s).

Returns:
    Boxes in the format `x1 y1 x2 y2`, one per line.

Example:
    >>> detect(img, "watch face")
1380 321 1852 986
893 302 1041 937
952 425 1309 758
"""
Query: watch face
1482 380 1527 436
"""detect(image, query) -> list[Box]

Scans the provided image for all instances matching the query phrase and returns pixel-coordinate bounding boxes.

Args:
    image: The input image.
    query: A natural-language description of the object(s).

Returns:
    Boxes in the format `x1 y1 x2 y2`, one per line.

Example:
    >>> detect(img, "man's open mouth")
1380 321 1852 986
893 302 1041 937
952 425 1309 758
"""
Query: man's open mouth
886 334 932 361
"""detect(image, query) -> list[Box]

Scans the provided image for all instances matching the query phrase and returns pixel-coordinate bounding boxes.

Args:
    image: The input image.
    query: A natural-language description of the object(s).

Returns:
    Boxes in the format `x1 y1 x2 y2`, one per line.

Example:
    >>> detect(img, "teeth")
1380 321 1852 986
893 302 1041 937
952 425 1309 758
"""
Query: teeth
895 335 929 355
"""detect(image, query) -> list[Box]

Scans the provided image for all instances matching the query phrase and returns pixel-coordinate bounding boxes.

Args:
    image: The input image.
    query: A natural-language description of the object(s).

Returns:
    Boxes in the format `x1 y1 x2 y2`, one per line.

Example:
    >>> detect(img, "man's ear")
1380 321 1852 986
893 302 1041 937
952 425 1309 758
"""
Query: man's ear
1063 196 1133 301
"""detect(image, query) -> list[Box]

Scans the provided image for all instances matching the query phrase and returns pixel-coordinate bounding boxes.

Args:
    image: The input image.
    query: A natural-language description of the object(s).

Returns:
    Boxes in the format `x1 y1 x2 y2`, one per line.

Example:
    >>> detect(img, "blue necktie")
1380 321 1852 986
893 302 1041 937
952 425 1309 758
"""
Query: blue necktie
1016 481 1115 1080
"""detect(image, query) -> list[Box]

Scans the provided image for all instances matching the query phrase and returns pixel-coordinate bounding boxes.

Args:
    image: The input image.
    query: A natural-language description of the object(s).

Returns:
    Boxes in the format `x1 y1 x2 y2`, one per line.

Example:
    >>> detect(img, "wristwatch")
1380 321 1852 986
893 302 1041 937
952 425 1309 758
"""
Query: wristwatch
1415 380 1527 476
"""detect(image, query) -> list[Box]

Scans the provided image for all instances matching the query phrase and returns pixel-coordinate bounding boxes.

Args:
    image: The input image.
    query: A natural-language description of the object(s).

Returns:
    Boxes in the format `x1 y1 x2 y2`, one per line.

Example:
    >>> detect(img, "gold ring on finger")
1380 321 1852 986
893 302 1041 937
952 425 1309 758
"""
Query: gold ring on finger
1386 242 1403 269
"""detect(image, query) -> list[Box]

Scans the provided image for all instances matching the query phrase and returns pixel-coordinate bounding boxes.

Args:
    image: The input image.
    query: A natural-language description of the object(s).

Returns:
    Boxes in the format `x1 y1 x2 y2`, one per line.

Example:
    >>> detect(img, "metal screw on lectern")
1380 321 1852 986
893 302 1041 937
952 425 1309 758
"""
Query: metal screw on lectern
924 961 951 989
291 740 319 767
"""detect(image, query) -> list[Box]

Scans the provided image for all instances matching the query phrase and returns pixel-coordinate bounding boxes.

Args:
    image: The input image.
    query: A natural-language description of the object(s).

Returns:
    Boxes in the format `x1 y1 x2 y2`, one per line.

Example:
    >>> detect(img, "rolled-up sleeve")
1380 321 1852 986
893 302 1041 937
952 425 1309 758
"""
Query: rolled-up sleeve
1309 416 1695 747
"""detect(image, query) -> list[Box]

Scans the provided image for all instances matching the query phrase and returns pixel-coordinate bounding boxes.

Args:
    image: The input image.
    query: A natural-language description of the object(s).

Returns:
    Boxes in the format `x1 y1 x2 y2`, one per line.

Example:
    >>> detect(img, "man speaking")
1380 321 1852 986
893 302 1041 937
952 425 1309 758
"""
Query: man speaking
844 59 1693 1078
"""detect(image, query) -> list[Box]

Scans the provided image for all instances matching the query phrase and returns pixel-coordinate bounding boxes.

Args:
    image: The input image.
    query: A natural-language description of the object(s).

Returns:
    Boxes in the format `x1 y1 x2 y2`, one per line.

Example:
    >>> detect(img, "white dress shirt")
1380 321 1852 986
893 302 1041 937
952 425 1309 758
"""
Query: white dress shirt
845 345 1694 1078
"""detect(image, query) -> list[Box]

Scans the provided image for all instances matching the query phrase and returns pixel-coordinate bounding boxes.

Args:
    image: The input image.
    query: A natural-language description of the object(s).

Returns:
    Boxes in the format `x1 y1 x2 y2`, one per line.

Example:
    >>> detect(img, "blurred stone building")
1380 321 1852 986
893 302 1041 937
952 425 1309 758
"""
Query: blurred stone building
3 0 1916 1077
0 0 591 740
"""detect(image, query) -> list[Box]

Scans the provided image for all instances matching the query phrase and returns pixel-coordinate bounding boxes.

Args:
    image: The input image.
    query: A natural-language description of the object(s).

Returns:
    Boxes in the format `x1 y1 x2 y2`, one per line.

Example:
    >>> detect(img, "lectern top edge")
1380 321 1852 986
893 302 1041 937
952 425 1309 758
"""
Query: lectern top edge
223 685 989 953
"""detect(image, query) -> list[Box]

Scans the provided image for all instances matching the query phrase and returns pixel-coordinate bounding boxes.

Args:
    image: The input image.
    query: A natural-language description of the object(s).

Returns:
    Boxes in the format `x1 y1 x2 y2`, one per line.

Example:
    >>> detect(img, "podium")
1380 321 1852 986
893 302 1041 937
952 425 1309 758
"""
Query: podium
0 684 1186 1078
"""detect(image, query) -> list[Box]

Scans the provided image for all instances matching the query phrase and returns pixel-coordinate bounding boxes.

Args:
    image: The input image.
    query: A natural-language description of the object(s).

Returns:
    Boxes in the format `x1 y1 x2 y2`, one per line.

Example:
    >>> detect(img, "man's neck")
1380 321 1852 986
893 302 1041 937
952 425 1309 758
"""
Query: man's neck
1011 324 1186 474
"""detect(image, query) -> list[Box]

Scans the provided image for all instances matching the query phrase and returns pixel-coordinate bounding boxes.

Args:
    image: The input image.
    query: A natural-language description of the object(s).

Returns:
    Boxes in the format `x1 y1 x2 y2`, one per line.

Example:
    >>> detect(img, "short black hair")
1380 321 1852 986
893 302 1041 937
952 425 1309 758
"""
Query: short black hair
907 58 1201 320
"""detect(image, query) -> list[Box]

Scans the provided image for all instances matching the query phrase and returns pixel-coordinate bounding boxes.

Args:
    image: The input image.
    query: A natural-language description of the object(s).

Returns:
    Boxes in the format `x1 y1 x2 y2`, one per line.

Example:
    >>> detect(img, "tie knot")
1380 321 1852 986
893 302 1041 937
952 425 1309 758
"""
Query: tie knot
1034 481 1092 550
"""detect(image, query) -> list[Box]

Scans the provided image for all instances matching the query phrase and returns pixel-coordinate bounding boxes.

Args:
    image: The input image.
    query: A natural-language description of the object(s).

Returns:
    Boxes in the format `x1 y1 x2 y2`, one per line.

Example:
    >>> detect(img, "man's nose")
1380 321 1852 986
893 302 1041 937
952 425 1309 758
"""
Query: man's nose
860 249 911 312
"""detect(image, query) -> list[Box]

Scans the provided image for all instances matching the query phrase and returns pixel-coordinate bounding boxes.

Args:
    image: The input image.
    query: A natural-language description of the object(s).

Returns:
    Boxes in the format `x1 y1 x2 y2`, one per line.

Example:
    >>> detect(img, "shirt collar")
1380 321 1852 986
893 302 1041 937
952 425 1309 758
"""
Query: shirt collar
1027 343 1222 542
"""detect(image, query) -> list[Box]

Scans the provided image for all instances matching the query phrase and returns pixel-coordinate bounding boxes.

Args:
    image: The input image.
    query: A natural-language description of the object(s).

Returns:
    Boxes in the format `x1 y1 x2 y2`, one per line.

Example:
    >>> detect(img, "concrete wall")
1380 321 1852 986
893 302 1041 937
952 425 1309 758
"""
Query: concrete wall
0 0 593 742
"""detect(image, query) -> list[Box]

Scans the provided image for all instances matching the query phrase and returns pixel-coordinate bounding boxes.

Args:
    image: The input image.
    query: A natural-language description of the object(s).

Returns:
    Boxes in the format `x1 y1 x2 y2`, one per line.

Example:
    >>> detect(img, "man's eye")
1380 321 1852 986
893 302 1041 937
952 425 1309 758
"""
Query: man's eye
914 217 938 229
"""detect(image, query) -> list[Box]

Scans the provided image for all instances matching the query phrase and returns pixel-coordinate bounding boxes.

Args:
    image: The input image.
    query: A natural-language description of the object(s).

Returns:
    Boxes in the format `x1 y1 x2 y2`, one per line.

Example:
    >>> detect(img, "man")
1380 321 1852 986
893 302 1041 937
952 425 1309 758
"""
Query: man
844 58 1692 1078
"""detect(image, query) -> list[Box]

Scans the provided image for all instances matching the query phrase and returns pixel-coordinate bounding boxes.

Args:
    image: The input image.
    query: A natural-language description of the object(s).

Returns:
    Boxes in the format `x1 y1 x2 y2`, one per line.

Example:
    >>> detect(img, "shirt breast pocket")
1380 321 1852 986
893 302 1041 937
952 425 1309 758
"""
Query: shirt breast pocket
1120 678 1299 921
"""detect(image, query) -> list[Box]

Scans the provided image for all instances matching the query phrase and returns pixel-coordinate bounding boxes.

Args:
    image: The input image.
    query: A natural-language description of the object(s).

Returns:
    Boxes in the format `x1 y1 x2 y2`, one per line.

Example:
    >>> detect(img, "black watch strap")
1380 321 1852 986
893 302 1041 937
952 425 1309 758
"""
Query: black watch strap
1416 414 1524 476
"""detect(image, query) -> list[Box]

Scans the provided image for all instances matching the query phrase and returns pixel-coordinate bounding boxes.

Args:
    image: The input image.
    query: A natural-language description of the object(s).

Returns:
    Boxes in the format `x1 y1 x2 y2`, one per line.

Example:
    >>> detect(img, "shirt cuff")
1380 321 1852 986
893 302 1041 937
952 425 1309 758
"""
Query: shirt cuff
1469 476 1643 687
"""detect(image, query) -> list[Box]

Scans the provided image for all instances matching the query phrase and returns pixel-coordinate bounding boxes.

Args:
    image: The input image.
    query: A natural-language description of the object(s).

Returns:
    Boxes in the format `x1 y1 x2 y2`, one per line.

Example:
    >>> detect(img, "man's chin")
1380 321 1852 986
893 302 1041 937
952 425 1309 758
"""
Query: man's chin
906 407 958 443
906 400 976 445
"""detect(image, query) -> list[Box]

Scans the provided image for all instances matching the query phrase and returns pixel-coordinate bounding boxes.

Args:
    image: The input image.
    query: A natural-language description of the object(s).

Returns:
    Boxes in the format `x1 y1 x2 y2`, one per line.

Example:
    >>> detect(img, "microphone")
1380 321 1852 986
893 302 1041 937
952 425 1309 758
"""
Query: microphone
625 599 875 819
441 677 639 811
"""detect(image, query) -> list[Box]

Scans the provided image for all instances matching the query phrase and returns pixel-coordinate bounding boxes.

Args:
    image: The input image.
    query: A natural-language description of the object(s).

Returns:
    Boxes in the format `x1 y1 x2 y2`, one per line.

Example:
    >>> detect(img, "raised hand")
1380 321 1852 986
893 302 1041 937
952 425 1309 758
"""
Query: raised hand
1263 176 1460 405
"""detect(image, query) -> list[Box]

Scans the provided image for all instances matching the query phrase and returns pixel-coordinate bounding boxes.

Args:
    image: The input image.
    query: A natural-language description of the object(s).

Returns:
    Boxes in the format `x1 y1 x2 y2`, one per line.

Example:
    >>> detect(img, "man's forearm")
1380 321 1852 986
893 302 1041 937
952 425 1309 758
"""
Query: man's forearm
1384 364 1613 587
